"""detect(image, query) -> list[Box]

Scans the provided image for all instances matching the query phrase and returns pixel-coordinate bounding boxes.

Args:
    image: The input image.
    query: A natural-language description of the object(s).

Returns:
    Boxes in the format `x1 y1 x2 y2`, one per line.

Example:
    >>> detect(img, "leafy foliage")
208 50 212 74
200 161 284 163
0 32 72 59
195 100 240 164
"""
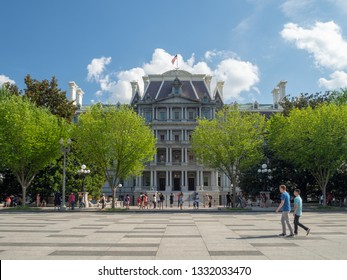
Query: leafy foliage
73 104 156 208
0 94 69 204
267 104 347 205
192 105 266 205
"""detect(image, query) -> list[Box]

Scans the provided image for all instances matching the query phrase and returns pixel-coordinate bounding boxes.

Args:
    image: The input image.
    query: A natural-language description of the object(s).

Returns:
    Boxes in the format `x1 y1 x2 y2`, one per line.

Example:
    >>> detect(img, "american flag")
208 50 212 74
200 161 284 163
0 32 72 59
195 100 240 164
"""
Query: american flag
171 54 178 65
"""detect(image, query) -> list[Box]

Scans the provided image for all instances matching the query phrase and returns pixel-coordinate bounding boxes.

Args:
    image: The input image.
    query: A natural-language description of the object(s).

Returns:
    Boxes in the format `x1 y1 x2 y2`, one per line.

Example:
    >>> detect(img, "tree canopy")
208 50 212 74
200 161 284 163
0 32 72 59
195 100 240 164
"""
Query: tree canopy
0 89 69 204
73 104 156 208
192 106 266 206
267 103 347 205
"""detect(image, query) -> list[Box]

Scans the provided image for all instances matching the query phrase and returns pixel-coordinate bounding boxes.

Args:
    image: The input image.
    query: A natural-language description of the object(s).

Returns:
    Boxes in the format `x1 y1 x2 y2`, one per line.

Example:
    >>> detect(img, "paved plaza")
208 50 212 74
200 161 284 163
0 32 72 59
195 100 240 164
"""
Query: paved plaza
0 210 346 260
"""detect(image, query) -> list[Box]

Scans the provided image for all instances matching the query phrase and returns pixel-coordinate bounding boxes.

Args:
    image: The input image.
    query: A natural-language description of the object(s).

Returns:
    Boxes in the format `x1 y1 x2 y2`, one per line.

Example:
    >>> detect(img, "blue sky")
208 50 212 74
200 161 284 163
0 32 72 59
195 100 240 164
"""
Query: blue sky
1 0 347 105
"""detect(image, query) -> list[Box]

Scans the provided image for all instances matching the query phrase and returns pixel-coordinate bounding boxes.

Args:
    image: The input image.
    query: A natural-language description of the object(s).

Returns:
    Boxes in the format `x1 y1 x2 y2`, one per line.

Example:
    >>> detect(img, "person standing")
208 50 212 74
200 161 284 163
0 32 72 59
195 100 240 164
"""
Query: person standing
226 192 231 208
293 189 310 236
179 192 184 210
68 192 76 210
169 193 174 208
275 185 294 237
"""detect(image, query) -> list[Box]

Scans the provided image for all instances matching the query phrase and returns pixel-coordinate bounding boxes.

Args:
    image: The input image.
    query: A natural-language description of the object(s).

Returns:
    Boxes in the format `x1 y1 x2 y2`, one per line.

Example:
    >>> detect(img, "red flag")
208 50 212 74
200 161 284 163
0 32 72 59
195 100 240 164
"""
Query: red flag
171 54 178 65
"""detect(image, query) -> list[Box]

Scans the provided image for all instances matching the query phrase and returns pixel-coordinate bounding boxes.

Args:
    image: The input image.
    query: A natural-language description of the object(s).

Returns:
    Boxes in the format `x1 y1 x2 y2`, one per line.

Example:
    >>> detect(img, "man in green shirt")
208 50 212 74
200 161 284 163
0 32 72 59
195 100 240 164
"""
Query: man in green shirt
293 189 310 236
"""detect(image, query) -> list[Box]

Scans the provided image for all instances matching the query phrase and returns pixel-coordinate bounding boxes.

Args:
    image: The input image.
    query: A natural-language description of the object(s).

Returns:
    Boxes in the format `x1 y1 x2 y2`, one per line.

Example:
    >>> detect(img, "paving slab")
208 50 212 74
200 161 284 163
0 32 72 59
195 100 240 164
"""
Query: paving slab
0 211 346 260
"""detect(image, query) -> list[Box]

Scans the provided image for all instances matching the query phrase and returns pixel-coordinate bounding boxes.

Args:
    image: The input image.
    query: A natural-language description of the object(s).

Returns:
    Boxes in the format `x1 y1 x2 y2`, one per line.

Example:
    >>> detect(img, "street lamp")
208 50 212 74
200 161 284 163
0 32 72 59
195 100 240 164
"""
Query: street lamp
0 173 4 183
258 163 272 190
60 138 71 211
78 164 91 193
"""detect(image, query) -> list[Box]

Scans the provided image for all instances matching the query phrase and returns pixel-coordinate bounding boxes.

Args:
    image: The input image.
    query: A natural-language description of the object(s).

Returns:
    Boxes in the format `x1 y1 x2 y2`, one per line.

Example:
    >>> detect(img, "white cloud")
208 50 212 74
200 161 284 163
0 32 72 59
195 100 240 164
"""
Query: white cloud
318 71 347 89
0 74 15 86
281 0 314 18
281 21 347 70
214 59 260 99
87 56 112 82
87 48 260 104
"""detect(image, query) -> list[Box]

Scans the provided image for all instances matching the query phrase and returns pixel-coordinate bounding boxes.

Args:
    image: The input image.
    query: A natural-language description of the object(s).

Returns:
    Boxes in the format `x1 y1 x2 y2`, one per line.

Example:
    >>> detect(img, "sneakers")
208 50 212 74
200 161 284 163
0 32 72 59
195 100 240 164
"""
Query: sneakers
286 234 295 238
278 233 286 237
306 228 310 236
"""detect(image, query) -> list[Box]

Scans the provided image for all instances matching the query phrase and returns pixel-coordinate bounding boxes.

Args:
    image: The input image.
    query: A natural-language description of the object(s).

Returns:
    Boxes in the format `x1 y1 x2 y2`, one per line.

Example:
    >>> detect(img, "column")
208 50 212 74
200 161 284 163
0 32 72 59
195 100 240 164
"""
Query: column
152 107 155 120
166 147 169 163
154 171 157 190
181 170 184 189
150 171 153 189
185 170 188 188
184 107 187 120
185 148 188 163
200 170 204 188
166 171 169 188
181 148 184 163
167 107 169 120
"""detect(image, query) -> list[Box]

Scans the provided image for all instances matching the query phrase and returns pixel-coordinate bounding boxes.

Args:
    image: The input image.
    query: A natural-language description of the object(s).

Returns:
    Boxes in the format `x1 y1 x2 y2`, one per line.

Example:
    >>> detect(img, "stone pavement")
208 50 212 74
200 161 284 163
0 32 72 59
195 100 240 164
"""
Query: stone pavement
0 210 346 260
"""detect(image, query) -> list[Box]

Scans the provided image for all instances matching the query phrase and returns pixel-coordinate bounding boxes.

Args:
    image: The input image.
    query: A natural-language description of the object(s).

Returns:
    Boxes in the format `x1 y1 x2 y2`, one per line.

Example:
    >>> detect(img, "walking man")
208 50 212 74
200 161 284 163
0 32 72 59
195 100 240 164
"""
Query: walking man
293 189 310 236
275 185 294 237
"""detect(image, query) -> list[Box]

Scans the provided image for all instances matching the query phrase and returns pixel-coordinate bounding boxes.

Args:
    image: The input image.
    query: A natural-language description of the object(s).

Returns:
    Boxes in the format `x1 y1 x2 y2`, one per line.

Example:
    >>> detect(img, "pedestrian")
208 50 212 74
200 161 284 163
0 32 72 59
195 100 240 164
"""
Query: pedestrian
36 194 40 207
226 192 231 208
275 185 294 237
54 192 61 210
153 193 157 209
101 194 106 209
68 192 76 210
159 192 165 209
293 189 310 236
125 194 130 210
170 193 174 208
179 192 184 210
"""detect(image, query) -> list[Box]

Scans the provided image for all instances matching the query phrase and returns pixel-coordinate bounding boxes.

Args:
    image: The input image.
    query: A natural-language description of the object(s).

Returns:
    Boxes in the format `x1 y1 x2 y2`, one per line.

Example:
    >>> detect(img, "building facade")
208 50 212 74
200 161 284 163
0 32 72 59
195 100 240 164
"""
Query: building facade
70 70 285 204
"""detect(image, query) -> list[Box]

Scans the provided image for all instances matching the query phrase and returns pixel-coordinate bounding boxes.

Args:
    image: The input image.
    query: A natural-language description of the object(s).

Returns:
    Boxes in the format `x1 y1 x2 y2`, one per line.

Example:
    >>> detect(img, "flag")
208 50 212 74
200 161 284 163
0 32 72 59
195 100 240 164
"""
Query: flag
171 54 178 65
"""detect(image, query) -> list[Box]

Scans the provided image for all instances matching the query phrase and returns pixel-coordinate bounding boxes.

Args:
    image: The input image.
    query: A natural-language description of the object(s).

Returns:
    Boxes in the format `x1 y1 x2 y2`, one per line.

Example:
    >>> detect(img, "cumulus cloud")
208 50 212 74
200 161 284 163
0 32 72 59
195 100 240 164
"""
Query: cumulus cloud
87 56 112 82
318 71 347 89
0 74 15 86
281 21 347 70
86 48 260 104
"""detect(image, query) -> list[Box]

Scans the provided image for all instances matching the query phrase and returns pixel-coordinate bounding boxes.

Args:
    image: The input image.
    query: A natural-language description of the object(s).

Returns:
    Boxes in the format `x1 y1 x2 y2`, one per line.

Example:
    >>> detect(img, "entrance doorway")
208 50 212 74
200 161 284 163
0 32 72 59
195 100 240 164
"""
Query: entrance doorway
188 178 195 191
159 178 166 191
173 178 180 191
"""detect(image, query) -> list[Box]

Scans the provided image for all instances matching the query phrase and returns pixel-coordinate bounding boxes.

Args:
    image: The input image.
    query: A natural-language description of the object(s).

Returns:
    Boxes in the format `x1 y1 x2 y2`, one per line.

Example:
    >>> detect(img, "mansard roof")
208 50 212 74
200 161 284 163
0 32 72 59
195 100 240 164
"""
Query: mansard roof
141 70 215 103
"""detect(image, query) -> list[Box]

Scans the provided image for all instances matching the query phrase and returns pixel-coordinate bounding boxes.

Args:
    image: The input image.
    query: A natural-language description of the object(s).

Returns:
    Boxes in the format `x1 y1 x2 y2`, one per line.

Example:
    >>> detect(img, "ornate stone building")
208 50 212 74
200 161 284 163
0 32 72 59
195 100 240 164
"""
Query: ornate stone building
70 71 285 204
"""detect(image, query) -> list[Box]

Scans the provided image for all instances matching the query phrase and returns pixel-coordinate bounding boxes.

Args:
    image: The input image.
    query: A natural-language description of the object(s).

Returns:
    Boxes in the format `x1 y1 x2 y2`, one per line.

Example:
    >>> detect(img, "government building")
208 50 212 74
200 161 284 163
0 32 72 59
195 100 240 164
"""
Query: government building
70 69 286 205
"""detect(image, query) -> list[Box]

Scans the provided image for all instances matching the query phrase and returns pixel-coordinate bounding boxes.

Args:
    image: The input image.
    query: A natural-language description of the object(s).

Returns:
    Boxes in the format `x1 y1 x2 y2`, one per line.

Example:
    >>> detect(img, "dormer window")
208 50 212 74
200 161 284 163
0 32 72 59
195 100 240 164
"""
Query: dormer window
172 77 182 95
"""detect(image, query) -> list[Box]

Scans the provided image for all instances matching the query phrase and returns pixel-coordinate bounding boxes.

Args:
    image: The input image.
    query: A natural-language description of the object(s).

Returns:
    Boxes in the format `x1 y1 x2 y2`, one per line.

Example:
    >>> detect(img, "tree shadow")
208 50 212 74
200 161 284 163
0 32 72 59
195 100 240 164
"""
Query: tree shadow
226 235 278 240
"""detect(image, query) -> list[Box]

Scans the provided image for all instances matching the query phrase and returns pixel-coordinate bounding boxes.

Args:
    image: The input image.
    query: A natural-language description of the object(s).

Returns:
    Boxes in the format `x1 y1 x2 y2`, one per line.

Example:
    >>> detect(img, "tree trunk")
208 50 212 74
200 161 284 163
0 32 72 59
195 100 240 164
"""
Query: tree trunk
21 185 27 206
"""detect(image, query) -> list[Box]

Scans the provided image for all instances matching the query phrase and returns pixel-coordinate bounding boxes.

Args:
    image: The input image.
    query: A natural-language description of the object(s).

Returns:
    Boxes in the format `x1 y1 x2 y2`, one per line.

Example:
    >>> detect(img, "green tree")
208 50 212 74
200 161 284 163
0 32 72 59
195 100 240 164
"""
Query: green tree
23 75 77 122
73 104 156 208
191 106 266 206
0 92 69 205
267 104 347 205
280 91 332 116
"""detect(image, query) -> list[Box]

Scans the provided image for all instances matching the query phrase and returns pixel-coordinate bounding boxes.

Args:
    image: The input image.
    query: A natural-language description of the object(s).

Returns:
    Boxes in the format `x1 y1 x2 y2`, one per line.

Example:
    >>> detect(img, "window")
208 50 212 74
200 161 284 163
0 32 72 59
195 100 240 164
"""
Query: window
160 134 165 141
204 176 209 187
174 134 180 142
188 110 195 120
144 111 152 122
189 154 194 161
202 108 210 119
173 110 180 120
159 111 166 121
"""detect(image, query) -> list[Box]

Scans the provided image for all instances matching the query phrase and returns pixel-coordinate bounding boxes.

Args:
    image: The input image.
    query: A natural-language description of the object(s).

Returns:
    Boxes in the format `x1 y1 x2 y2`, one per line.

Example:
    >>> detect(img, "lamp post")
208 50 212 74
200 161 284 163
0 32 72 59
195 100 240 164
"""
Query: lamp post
78 164 90 193
60 138 71 211
118 183 122 206
258 164 272 191
0 173 4 183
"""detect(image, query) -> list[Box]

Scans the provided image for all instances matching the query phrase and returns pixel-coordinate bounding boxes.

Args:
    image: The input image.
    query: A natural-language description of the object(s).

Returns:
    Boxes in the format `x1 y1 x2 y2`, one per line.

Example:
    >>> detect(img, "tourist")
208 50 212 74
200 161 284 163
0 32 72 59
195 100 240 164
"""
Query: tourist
275 185 294 237
68 192 76 210
293 189 310 236
170 192 174 208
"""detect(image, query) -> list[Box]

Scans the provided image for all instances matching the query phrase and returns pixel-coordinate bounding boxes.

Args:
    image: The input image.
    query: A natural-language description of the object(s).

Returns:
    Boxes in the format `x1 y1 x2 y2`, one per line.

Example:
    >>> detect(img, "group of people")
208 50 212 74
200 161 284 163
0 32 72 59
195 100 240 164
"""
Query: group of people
137 192 166 209
276 185 310 237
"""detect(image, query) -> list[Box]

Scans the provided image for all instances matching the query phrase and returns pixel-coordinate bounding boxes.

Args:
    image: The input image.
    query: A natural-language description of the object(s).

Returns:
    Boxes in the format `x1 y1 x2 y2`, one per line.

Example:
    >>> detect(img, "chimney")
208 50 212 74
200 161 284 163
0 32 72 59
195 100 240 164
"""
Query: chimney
68 81 77 105
216 81 225 96
272 86 280 106
278 80 287 101
76 87 84 108
130 81 139 99
204 75 212 91
142 76 149 93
